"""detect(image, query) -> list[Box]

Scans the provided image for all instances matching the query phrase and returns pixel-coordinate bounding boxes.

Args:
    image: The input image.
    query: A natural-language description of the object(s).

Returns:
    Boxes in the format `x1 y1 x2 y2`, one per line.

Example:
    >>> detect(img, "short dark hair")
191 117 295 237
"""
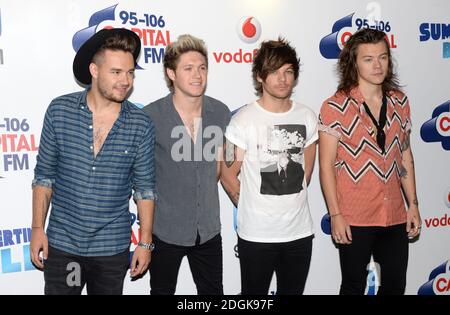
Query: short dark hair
337 28 401 95
252 37 300 96
92 33 138 65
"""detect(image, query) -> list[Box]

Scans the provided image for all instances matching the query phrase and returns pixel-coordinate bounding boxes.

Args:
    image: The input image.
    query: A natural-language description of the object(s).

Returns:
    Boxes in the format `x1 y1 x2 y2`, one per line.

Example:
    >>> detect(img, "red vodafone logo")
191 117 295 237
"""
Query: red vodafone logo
237 17 261 44
445 187 450 208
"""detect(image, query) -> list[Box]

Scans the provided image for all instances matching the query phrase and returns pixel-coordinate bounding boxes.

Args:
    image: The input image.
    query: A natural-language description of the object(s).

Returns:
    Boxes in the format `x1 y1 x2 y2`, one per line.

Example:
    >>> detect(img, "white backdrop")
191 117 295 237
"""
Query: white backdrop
0 0 449 295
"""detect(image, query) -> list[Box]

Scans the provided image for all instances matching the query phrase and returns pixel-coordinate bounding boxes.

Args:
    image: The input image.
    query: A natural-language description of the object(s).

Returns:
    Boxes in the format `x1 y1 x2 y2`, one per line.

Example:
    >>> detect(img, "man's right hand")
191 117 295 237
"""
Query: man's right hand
30 228 48 269
331 214 352 245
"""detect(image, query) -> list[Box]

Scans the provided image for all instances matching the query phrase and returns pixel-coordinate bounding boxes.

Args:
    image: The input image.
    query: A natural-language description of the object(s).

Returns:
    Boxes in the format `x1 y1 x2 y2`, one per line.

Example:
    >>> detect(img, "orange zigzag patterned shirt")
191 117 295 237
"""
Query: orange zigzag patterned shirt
319 87 411 227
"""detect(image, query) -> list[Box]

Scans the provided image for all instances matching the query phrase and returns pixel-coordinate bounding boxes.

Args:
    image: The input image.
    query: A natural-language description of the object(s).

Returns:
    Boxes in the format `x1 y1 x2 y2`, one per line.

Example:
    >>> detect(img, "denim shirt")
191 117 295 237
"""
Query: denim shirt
33 90 156 256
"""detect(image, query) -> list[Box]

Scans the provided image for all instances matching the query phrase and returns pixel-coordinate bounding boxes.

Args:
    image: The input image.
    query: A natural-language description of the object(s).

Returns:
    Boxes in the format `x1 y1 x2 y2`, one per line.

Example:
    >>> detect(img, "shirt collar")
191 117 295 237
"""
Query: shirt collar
349 86 396 111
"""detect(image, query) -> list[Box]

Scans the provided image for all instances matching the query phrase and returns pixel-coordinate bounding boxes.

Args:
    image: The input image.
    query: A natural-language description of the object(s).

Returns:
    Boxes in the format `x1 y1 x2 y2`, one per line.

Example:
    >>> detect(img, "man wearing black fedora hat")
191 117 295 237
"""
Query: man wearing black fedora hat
30 28 157 295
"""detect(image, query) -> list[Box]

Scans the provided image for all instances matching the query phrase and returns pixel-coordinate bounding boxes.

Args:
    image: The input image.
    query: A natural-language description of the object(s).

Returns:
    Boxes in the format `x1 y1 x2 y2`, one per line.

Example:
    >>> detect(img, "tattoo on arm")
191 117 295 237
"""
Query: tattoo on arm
401 133 411 152
412 199 419 206
400 165 408 178
232 192 240 206
224 139 236 168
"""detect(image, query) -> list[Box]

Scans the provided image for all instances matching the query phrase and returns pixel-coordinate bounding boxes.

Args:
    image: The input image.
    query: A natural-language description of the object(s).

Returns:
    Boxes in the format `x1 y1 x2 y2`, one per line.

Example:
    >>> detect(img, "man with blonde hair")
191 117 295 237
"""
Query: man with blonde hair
143 34 230 295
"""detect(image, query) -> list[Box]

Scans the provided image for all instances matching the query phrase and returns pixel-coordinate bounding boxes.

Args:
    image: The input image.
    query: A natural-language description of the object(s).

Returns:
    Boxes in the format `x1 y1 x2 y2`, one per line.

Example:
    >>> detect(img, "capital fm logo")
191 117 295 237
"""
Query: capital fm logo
72 4 172 67
0 117 39 178
419 23 450 58
420 100 450 150
212 16 261 64
418 260 450 295
320 6 397 59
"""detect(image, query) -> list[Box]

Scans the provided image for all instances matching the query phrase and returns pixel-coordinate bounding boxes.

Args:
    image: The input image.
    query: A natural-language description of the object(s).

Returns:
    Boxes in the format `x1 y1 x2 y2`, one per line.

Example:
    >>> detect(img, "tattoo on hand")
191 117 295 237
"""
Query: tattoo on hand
413 199 418 206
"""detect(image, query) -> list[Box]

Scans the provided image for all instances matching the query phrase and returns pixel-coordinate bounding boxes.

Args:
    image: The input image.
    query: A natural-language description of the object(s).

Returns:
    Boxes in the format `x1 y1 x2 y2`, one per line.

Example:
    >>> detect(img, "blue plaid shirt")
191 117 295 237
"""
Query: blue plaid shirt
33 90 156 256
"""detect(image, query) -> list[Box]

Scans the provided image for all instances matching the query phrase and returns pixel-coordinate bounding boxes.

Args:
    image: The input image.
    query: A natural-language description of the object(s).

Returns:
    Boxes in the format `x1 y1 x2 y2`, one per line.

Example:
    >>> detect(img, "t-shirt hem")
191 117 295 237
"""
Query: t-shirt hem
237 230 314 243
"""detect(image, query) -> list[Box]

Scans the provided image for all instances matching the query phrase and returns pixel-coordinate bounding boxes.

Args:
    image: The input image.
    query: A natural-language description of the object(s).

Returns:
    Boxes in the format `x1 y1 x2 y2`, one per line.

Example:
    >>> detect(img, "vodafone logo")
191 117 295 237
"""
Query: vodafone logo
236 17 261 44
212 17 261 64
423 188 450 229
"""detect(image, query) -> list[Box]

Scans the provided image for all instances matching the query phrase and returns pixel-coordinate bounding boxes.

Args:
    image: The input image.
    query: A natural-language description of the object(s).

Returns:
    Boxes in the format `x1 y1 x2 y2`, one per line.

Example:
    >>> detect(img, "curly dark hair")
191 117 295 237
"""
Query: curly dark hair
337 28 401 95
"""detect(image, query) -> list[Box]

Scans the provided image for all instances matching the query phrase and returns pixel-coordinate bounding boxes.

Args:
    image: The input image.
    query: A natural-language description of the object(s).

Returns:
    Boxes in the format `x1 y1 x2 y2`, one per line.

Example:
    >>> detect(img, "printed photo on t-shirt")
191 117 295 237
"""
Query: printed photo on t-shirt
259 124 306 196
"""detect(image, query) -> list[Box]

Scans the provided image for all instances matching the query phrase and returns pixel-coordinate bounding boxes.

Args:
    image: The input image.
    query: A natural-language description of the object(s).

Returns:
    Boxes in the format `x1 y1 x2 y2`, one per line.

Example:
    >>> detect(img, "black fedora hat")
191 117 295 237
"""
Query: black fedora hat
73 28 141 85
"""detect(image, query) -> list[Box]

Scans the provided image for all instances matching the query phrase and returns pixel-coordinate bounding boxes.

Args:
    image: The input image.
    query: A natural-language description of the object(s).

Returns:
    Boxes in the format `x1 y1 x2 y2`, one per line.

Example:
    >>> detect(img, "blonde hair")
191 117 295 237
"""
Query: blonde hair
163 34 208 91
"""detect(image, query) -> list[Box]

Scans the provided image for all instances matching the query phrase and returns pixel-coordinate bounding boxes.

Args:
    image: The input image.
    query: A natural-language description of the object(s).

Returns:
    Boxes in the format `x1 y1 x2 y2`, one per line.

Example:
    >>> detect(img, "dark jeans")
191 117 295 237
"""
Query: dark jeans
44 246 129 295
338 223 409 295
238 235 313 295
150 233 223 295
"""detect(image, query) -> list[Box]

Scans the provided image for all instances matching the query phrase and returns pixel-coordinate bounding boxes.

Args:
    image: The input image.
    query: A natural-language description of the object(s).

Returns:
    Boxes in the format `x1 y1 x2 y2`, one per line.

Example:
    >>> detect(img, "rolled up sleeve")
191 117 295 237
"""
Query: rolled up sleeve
132 119 157 201
33 105 58 189
318 100 343 139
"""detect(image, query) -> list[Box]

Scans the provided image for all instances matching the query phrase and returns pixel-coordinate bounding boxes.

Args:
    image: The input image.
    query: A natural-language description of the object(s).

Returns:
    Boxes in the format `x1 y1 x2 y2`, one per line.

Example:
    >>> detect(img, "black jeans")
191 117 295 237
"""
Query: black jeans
338 223 409 295
149 233 223 295
238 235 313 295
44 246 129 295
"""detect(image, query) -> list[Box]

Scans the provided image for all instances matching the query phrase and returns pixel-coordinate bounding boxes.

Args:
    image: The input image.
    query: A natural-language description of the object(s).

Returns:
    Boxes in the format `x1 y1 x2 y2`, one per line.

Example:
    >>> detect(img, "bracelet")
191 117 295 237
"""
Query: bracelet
138 241 155 252
32 226 43 229
330 213 342 218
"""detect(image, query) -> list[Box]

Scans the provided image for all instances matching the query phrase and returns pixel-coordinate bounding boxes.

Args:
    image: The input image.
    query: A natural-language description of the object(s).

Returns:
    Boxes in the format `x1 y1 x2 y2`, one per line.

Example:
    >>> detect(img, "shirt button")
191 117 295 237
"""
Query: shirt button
124 150 128 154
92 166 96 171
89 125 93 129
90 146 93 150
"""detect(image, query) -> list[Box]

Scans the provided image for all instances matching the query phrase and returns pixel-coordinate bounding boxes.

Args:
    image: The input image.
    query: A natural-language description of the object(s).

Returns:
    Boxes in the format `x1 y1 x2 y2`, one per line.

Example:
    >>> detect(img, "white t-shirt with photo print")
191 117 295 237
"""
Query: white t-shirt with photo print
225 100 318 243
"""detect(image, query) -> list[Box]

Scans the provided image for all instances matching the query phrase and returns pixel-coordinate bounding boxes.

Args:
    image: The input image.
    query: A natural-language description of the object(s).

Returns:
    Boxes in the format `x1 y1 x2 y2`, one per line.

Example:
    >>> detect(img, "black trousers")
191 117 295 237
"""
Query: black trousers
149 233 223 295
338 223 409 295
44 246 129 295
238 235 313 295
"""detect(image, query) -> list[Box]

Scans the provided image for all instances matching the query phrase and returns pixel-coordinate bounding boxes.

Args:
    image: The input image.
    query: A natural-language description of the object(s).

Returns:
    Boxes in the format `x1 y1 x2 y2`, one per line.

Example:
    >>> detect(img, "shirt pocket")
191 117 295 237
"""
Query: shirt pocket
107 144 138 169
